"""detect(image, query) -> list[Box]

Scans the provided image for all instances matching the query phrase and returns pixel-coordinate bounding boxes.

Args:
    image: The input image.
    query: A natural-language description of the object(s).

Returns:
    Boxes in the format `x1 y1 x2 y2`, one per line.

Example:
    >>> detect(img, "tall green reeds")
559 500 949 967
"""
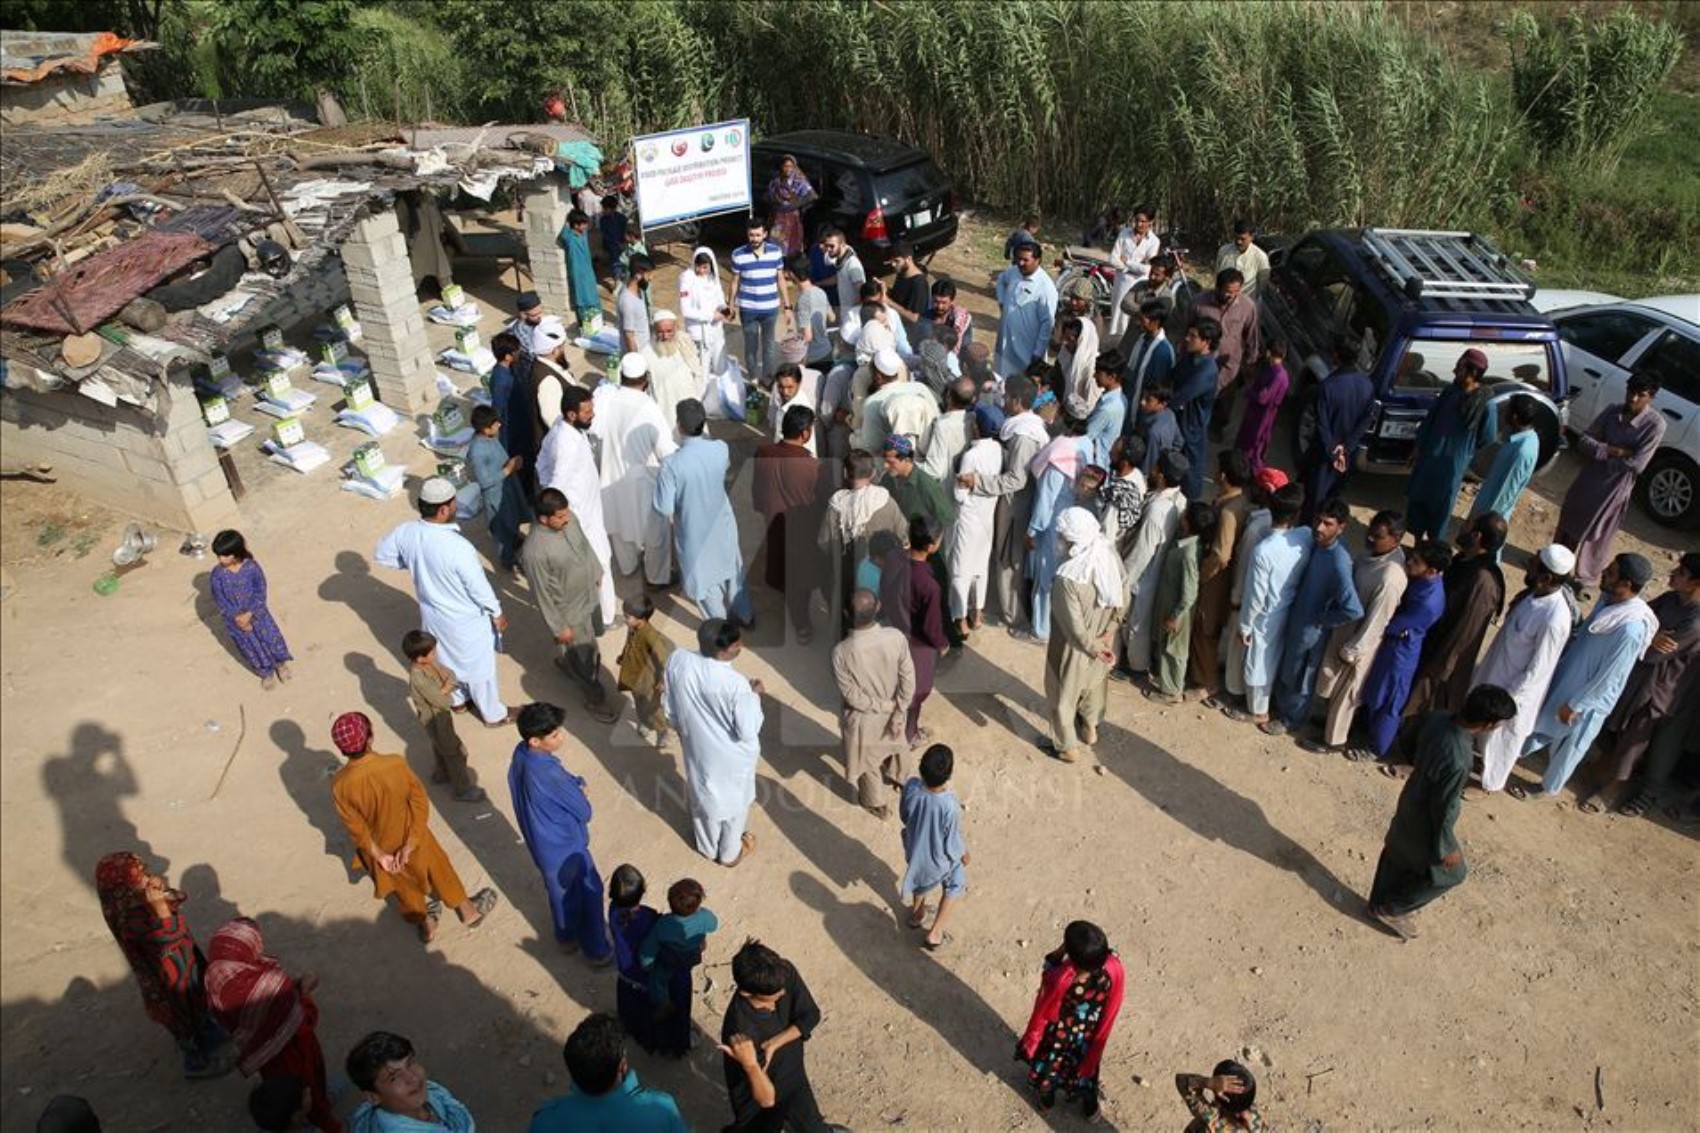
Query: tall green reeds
1509 7 1685 174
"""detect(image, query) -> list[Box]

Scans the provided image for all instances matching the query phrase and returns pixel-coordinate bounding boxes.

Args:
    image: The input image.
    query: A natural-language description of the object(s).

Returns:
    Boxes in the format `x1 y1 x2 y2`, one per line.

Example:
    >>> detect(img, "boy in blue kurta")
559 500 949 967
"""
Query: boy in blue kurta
638 878 718 1020
510 702 611 965
468 405 528 572
901 744 968 951
1469 393 1540 532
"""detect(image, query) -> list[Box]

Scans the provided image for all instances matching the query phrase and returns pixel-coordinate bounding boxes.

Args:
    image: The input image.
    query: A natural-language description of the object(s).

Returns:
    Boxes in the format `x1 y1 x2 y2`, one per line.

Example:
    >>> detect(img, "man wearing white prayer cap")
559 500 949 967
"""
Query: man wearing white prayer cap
375 477 511 724
642 307 705 430
590 352 678 588
1469 543 1579 794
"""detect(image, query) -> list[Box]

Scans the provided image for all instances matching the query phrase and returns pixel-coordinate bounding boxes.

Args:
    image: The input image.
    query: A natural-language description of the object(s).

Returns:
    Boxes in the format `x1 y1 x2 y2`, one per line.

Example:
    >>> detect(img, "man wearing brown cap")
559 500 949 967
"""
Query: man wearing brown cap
329 712 498 943
1403 348 1498 543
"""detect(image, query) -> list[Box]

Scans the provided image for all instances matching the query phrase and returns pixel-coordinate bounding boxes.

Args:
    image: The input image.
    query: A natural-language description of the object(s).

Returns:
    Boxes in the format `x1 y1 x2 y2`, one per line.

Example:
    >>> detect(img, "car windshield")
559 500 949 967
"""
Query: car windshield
874 160 947 207
1391 340 1553 392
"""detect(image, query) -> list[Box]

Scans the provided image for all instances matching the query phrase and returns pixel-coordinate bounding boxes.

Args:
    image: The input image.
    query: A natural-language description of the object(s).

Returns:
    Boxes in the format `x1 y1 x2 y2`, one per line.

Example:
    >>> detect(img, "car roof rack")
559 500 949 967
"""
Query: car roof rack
1360 228 1536 303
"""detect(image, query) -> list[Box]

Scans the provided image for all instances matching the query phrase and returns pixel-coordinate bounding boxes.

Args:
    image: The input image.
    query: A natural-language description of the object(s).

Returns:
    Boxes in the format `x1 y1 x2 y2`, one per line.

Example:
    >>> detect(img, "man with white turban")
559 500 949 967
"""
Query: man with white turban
857 349 936 454
1044 506 1127 763
591 352 678 588
642 309 704 430
1470 544 1578 794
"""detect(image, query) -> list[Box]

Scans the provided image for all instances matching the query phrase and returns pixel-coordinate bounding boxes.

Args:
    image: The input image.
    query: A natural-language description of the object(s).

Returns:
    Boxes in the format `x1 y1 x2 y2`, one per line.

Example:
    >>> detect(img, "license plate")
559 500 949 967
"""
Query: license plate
1380 419 1421 439
911 208 933 228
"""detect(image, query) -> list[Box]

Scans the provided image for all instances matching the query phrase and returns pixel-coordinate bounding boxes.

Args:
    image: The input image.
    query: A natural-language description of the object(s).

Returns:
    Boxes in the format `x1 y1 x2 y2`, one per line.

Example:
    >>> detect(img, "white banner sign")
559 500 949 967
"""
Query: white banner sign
631 118 752 229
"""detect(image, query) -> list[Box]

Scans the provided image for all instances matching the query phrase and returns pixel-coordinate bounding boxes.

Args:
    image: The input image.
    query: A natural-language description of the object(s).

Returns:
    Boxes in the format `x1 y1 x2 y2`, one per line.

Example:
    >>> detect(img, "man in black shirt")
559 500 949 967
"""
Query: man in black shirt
884 241 931 332
721 939 846 1132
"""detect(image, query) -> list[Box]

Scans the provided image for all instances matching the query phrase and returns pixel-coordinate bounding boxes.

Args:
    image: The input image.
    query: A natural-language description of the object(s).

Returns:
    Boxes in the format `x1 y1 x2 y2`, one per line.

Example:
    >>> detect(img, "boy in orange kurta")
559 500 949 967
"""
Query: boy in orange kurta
328 712 499 942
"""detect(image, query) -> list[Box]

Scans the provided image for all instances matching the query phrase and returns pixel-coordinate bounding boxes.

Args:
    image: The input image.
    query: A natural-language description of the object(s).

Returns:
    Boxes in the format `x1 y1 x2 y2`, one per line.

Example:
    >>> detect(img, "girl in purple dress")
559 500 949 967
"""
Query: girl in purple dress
608 864 693 1056
209 530 292 688
1235 339 1290 474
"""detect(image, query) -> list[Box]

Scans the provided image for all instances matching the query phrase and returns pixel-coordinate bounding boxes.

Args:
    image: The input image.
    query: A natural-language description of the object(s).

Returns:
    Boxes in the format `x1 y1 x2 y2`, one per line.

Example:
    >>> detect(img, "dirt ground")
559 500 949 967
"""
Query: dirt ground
1 210 1695 1132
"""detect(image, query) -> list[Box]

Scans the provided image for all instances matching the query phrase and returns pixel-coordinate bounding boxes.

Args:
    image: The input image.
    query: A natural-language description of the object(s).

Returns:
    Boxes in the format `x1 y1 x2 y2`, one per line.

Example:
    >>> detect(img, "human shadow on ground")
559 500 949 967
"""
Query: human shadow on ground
787 872 1030 1109
0 905 579 1131
271 719 362 881
1093 720 1364 920
42 721 158 889
759 773 899 900
933 643 1046 746
316 550 421 658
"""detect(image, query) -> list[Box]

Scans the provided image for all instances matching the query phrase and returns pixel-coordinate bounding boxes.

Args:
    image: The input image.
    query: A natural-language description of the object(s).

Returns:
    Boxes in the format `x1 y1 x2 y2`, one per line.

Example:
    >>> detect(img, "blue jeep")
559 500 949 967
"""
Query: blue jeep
1260 228 1569 474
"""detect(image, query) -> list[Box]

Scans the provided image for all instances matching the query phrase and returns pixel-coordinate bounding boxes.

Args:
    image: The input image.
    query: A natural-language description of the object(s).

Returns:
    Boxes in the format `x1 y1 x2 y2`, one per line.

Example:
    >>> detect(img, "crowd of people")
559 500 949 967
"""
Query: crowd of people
69 204 1694 1132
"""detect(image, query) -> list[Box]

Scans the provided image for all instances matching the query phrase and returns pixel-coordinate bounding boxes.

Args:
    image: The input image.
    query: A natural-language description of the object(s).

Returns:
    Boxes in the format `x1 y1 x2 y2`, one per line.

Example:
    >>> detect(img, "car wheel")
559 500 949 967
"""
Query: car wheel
1635 451 1698 528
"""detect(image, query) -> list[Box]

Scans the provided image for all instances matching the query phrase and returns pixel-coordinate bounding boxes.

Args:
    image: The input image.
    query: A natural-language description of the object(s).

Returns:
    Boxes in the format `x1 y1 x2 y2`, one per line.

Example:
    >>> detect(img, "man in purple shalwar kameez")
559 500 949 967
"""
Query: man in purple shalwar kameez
1234 339 1289 473
1554 375 1666 589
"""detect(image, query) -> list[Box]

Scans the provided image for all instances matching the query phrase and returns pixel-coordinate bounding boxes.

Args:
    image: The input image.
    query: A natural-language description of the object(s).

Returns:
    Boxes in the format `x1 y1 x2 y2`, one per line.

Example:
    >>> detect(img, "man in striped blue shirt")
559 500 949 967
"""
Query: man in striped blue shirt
729 218 788 385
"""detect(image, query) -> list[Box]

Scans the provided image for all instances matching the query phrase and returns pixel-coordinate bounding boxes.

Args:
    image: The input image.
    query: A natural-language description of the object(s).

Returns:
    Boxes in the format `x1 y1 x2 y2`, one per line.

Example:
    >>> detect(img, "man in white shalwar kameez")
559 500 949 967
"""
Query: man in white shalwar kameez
948 435 1004 627
1116 450 1188 678
1472 544 1578 793
536 386 617 627
665 618 764 865
641 310 705 432
592 353 677 587
375 477 509 723
1220 469 1280 703
1229 483 1312 722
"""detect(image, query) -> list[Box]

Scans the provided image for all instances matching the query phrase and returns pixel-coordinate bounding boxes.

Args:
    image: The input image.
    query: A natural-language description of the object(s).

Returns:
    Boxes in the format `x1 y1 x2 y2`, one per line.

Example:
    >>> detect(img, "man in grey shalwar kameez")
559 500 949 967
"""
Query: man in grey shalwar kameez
831 589 917 816
664 618 764 866
519 488 619 723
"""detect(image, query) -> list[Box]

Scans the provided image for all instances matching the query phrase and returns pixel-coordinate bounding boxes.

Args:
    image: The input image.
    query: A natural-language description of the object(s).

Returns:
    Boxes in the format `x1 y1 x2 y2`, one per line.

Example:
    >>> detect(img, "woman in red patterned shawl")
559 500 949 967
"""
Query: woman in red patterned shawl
94 852 232 1078
206 917 344 1132
1016 918 1128 1120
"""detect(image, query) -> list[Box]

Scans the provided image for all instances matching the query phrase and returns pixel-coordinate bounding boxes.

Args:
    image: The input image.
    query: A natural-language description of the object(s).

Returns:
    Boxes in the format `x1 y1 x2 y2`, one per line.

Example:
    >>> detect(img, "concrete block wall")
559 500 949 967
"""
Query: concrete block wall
1 368 240 534
523 183 572 316
343 209 437 411
0 59 133 126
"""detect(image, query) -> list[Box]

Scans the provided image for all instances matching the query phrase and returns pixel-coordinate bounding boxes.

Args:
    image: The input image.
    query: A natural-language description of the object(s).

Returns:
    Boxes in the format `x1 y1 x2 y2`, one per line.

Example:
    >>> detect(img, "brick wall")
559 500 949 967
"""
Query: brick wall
1 369 240 533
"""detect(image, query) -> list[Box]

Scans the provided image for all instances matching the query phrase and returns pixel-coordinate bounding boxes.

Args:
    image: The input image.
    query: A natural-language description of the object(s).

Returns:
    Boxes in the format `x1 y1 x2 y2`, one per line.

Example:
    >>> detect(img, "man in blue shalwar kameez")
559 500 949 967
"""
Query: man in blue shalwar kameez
994 244 1057 380
1299 338 1376 524
1351 541 1452 760
1514 553 1661 801
1263 497 1363 737
1404 349 1498 543
510 702 610 963
654 398 752 625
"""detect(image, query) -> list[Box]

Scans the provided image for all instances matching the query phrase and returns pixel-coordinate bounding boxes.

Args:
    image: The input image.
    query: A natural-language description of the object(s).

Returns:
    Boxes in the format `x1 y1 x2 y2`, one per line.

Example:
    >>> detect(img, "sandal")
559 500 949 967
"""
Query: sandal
723 831 757 868
419 913 440 943
462 887 499 928
922 933 952 952
1296 739 1337 756
1380 764 1410 782
1617 790 1654 818
1258 720 1289 737
1507 783 1551 802
1577 793 1609 815
1343 747 1381 763
1222 707 1265 724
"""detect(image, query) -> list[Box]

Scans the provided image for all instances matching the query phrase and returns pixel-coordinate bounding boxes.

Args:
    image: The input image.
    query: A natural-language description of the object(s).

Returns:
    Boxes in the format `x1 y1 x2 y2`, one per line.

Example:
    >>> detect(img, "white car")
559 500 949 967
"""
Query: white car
1551 295 1700 528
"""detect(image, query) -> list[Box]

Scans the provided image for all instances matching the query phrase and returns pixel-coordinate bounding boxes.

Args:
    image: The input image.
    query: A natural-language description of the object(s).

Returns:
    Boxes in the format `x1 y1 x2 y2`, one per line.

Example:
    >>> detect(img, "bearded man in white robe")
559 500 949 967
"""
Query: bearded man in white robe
642 309 704 430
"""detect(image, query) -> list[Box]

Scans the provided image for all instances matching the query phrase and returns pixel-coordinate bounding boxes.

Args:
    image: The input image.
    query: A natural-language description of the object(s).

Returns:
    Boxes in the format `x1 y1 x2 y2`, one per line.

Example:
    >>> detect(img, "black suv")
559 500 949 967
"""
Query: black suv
703 130 959 266
1261 228 1570 474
